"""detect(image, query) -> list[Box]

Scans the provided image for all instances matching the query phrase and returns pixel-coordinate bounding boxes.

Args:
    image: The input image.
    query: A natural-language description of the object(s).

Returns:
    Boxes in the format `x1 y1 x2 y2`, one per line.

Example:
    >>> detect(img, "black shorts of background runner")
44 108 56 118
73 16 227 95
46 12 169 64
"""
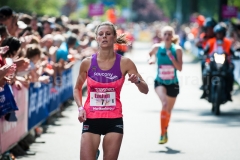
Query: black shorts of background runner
154 80 179 97
82 118 123 135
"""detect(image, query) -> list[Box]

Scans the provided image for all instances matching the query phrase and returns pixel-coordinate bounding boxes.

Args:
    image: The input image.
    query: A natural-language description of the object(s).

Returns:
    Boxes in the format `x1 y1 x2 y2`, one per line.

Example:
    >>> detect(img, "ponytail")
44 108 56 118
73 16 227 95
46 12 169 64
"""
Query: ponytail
116 33 129 45
172 35 179 44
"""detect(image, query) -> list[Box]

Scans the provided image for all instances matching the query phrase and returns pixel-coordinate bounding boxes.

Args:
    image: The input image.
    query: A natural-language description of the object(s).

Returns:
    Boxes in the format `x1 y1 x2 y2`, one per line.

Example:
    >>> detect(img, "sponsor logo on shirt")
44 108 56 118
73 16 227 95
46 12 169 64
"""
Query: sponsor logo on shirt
94 72 118 80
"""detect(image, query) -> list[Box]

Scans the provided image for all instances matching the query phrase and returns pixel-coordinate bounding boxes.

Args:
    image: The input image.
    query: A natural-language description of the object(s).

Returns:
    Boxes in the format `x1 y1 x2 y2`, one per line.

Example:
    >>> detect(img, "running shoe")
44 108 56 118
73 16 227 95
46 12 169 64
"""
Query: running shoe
158 132 168 144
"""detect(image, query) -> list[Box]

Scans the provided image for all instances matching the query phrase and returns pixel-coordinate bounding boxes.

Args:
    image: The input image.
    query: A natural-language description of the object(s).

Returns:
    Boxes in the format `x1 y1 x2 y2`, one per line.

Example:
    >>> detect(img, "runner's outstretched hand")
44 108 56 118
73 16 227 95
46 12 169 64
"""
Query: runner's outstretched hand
128 73 139 83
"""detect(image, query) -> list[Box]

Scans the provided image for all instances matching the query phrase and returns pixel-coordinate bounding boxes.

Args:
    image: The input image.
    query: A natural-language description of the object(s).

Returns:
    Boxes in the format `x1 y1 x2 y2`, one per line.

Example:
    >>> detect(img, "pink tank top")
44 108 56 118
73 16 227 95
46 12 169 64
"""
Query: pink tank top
84 53 125 118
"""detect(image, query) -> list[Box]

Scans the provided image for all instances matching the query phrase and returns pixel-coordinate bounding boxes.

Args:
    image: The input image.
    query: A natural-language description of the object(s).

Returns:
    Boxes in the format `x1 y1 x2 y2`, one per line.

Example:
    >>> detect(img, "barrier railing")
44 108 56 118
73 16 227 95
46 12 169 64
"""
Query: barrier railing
0 60 81 154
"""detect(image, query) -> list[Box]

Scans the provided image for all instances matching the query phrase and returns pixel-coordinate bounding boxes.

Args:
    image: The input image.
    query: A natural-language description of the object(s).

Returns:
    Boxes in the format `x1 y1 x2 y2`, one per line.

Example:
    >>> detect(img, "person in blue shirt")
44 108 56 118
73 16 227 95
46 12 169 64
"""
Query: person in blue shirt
56 34 78 63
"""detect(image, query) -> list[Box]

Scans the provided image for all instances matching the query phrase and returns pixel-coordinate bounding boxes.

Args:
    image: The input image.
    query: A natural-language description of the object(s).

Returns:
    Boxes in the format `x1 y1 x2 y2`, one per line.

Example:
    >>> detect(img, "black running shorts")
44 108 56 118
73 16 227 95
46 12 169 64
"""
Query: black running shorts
154 80 179 97
82 118 123 135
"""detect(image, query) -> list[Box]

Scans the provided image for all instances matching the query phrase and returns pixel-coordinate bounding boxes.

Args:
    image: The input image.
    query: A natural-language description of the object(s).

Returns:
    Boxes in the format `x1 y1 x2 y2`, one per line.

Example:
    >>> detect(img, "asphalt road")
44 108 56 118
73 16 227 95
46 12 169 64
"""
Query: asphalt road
18 42 240 160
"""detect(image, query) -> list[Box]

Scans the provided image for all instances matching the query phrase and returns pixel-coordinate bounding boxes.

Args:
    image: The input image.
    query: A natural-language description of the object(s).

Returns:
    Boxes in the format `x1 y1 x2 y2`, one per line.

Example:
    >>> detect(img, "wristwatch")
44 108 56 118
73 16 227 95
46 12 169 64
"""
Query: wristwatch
135 77 141 84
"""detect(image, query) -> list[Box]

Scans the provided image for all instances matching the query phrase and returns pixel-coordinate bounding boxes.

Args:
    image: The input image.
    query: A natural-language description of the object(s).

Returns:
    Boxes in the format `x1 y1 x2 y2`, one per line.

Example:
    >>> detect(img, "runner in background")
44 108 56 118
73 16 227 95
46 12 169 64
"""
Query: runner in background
152 29 162 44
148 26 183 144
74 21 148 159
191 15 205 39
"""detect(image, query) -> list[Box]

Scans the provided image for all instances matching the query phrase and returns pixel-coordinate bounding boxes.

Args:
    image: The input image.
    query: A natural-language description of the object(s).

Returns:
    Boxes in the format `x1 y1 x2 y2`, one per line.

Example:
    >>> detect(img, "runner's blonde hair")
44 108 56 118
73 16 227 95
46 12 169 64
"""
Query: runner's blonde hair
95 21 129 45
162 26 179 44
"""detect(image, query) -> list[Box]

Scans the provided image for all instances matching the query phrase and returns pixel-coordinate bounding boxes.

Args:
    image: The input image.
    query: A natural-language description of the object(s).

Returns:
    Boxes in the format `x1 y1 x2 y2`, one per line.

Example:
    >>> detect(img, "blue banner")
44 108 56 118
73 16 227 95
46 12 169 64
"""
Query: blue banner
61 69 73 102
28 82 49 130
48 82 60 115
0 84 18 117
28 68 73 130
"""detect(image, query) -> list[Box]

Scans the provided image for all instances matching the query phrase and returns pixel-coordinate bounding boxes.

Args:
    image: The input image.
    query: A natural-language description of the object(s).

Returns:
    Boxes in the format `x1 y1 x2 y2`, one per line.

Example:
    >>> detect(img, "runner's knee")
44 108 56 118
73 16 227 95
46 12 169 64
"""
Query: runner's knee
161 100 168 110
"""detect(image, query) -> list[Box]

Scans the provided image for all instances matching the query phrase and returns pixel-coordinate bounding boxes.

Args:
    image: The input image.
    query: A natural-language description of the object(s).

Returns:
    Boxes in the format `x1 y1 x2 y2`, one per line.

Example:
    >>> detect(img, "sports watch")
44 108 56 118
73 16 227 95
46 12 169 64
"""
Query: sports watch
135 77 141 84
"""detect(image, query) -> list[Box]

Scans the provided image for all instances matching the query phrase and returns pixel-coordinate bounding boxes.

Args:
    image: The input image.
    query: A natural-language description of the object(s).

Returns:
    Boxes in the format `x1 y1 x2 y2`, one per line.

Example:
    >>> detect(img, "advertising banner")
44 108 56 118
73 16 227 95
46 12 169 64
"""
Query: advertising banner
88 3 104 17
28 68 74 130
222 5 238 18
28 82 49 130
60 69 73 102
0 86 28 154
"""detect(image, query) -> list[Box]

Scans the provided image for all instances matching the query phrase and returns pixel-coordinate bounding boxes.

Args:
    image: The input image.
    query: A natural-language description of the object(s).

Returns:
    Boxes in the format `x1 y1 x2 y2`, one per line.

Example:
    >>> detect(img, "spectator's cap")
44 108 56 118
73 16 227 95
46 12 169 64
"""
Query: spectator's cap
18 21 27 29
0 6 13 20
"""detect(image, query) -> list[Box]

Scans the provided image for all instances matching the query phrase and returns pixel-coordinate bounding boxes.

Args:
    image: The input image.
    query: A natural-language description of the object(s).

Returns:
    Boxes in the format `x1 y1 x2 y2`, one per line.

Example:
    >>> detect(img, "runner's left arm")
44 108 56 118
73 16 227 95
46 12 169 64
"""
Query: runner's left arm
168 47 183 71
122 58 149 94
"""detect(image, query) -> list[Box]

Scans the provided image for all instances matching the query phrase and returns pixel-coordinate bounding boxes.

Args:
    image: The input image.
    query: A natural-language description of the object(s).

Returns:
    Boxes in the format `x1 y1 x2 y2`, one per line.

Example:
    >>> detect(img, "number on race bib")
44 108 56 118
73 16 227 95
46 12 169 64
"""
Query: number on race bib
159 65 175 80
90 88 116 111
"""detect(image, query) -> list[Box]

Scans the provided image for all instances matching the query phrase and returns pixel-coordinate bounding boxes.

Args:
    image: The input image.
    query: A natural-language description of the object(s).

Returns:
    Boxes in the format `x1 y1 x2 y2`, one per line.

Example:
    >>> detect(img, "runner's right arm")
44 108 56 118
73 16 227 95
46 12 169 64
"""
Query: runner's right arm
148 44 159 64
74 58 90 122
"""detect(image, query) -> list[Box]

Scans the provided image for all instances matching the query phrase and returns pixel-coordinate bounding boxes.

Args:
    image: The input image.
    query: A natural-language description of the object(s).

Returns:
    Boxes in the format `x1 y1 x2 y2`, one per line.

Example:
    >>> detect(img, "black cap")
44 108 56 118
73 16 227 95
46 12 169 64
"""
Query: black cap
0 6 13 17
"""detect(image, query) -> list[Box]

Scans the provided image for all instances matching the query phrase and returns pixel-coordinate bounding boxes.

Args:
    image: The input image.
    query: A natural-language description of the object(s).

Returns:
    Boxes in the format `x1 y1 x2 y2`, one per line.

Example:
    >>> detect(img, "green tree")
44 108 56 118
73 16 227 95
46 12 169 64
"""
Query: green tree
155 0 176 18
229 0 240 8
0 0 65 16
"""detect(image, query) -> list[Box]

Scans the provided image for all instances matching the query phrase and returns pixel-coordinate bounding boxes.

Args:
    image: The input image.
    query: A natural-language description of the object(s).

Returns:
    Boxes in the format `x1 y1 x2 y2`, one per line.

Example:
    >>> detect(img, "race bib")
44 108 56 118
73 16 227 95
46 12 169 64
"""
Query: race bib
90 87 116 111
159 65 175 80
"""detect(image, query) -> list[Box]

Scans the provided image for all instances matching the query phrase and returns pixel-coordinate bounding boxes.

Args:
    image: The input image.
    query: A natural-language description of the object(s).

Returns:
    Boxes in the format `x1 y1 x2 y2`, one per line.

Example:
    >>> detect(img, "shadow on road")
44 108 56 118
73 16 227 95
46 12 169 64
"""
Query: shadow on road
146 108 240 127
172 108 240 127
150 147 182 154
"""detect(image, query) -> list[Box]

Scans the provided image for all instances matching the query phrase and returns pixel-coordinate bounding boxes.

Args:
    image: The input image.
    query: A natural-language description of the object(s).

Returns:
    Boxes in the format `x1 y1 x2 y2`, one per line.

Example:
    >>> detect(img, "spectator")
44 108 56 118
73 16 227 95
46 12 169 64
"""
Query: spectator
56 34 77 63
42 20 53 36
0 6 13 34
1 37 21 59
31 16 44 38
0 24 10 45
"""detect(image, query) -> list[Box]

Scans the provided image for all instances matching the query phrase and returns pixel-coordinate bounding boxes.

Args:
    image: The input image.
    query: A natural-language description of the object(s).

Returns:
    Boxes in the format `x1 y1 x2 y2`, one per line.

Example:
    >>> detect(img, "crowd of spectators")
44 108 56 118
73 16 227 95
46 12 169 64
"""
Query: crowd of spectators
0 5 104 119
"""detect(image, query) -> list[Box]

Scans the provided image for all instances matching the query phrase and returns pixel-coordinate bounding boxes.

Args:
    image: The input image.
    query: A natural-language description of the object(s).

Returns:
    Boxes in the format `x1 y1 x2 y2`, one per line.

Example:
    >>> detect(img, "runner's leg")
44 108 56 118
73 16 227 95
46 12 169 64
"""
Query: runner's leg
166 96 177 131
102 133 123 160
155 86 168 135
80 133 101 160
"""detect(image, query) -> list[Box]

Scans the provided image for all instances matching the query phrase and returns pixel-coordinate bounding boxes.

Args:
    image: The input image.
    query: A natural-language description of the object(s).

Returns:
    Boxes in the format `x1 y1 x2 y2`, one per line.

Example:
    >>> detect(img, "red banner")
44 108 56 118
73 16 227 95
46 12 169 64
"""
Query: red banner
0 86 28 154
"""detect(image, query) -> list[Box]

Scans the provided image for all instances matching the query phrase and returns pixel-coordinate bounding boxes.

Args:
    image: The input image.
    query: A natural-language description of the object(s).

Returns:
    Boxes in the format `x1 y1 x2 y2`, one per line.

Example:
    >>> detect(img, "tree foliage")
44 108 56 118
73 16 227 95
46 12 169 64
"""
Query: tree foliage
0 0 65 16
229 0 240 8
132 0 166 22
155 0 176 19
